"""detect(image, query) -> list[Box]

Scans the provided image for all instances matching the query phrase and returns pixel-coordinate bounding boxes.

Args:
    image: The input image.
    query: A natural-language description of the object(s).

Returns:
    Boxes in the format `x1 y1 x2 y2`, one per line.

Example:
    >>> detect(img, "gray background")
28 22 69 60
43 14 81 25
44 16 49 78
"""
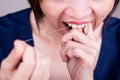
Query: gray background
0 0 120 18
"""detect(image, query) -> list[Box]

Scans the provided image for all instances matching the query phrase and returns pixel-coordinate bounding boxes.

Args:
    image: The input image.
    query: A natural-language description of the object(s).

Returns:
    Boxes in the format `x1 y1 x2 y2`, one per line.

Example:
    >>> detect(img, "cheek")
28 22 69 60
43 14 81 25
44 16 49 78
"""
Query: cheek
40 2 64 23
93 1 114 22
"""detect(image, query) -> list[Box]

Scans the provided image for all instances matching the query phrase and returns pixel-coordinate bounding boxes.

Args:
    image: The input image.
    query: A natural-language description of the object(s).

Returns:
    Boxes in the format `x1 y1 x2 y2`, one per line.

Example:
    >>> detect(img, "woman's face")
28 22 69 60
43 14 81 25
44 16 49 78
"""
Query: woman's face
40 0 115 33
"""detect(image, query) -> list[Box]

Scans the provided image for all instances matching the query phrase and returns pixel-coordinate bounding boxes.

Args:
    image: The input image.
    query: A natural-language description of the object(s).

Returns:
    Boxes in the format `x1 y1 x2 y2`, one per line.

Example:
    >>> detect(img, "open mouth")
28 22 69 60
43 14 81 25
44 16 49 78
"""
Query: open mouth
63 21 87 29
63 22 72 30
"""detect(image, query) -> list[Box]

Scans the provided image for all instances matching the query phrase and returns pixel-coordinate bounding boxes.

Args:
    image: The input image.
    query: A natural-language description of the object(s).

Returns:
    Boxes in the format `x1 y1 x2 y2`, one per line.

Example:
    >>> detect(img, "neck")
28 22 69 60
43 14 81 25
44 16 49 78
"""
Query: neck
30 10 63 45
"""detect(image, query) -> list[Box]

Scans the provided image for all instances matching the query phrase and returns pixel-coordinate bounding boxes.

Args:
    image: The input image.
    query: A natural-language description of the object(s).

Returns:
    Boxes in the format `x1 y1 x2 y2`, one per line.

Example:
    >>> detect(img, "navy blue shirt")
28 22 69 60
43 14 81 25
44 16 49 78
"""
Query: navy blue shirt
0 8 120 80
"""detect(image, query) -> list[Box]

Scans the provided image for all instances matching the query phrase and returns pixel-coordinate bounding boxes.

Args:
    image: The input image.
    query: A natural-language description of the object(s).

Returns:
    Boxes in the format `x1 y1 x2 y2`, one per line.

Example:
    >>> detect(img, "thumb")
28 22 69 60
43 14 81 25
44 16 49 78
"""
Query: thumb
86 23 95 40
14 40 25 55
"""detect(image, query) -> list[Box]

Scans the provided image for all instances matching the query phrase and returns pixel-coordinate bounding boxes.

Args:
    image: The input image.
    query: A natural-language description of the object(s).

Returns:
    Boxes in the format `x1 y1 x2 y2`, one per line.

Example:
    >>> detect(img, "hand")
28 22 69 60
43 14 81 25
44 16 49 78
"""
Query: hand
60 25 101 80
0 40 50 80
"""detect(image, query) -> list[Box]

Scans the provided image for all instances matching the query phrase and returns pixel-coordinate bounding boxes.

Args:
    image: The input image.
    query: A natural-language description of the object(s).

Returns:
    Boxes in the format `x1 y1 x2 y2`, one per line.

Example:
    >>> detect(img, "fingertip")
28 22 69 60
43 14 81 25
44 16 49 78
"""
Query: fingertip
14 39 23 45
61 32 70 42
61 37 66 43
83 25 89 35
87 23 95 39
14 39 25 54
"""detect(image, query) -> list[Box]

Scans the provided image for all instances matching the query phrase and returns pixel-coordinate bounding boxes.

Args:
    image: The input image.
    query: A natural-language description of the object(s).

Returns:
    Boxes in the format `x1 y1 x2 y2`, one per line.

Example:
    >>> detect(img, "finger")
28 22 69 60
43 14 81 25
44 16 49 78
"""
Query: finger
66 47 74 59
62 45 97 68
86 23 95 40
31 48 50 80
82 24 89 35
72 48 90 59
60 43 69 62
72 48 97 67
1 40 24 69
72 41 98 53
62 29 97 48
12 41 35 80
67 48 95 67
67 57 78 76
60 40 96 62
61 45 88 60
64 47 95 68
64 41 99 65
62 29 86 43
31 57 50 80
62 40 98 57
0 40 25 79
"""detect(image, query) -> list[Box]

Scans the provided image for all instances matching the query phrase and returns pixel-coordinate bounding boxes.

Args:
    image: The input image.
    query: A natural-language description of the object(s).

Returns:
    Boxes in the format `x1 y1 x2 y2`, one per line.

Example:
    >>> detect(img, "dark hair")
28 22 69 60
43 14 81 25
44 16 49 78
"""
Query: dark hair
111 0 120 15
28 0 119 27
28 0 44 27
104 0 119 24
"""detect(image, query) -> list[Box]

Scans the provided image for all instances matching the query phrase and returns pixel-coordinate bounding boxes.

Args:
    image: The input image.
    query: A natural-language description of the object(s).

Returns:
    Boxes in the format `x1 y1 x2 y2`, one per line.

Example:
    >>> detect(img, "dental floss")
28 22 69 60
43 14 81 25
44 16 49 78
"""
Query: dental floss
23 24 86 42
24 38 33 43
23 27 67 42
23 26 71 42
47 27 68 35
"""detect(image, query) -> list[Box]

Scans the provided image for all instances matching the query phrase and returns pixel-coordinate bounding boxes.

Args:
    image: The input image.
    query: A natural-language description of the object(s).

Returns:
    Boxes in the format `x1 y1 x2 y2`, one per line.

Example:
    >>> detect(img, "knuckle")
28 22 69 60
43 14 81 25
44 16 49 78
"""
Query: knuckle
72 30 79 37
1 59 6 66
65 41 69 47
60 47 67 56
72 47 79 53
60 49 64 56
65 41 73 47
72 29 78 34
24 60 35 67
1 59 9 70
66 49 72 58
72 47 81 57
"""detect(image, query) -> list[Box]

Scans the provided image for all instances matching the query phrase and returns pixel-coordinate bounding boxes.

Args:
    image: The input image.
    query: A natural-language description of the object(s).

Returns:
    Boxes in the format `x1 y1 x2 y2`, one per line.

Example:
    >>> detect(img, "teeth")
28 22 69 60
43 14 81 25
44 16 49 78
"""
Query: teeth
77 24 86 28
72 24 77 28
67 23 86 29
68 23 72 27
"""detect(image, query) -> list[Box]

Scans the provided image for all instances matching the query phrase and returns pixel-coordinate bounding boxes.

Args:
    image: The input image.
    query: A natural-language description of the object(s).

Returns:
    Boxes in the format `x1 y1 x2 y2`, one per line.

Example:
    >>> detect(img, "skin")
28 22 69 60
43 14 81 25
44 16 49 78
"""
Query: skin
0 0 115 80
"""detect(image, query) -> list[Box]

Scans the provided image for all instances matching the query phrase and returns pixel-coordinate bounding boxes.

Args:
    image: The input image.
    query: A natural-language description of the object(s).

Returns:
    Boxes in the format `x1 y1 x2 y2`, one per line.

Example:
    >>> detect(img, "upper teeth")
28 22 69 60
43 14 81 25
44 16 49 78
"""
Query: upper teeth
68 23 86 29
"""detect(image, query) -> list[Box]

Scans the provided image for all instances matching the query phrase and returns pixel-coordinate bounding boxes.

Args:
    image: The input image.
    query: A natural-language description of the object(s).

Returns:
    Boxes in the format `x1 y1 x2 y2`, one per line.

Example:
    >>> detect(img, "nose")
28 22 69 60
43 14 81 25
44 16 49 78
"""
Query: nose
64 0 92 19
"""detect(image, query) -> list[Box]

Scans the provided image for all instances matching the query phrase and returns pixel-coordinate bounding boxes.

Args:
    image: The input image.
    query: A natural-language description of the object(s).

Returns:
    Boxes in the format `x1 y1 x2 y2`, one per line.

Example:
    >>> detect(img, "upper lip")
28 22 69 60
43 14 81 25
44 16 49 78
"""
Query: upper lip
66 21 89 25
